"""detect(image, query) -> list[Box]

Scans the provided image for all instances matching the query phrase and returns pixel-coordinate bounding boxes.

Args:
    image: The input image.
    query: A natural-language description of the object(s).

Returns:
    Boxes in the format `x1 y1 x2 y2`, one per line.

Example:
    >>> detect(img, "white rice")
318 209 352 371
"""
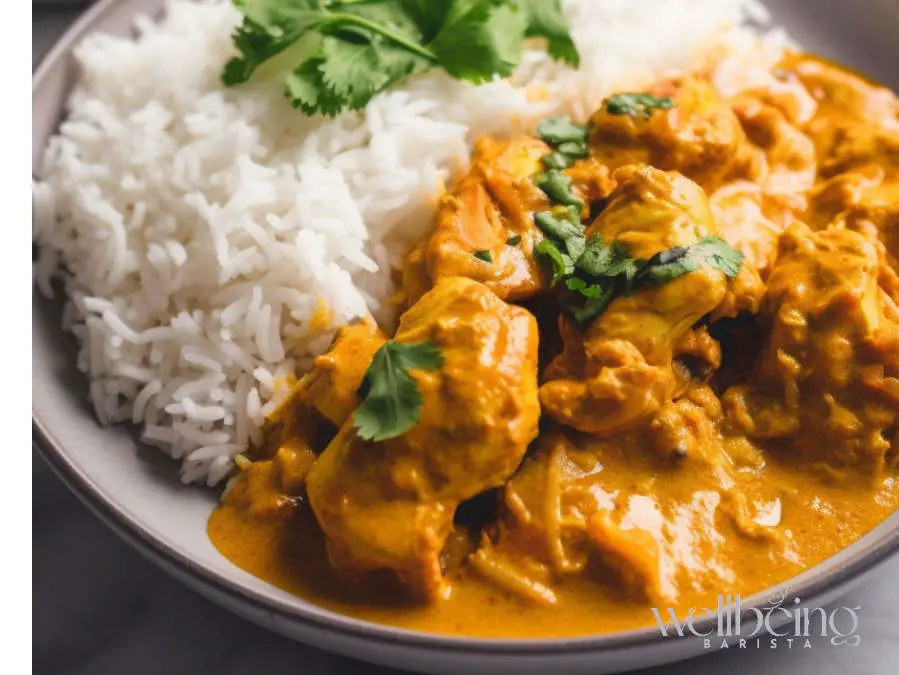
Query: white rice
32 0 788 486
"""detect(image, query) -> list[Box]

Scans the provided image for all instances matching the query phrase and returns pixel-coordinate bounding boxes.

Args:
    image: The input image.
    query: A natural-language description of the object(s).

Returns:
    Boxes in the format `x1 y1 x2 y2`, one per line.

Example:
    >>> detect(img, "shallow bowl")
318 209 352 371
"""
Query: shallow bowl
32 1 899 672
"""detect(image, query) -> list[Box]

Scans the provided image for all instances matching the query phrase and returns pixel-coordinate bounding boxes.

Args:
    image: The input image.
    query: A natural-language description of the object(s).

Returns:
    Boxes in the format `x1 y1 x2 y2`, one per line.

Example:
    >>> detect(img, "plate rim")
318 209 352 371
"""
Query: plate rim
32 0 899 657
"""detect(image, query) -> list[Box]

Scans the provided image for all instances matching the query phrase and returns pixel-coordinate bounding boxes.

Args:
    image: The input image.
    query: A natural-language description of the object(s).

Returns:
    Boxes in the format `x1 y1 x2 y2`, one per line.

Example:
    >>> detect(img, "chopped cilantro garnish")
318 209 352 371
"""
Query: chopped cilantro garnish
224 0 580 117
354 340 444 442
604 92 675 118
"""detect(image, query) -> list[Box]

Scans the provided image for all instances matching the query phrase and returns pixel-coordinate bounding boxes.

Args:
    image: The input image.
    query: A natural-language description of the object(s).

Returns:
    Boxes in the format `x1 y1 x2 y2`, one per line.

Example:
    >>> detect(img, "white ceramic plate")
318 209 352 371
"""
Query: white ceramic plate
32 1 899 673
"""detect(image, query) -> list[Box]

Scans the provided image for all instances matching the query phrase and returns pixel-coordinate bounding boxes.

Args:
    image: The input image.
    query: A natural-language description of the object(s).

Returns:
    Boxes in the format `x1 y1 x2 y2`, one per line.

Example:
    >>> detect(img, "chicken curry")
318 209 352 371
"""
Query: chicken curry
208 52 899 638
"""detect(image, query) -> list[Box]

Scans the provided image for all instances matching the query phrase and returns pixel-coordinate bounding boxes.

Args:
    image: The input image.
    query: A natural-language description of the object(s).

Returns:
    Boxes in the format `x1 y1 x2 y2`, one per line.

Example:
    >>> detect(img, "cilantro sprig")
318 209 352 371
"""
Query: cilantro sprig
534 171 584 209
224 0 580 117
561 235 745 325
536 115 589 169
604 92 675 118
528 111 741 325
536 116 588 145
353 339 444 442
532 206 585 282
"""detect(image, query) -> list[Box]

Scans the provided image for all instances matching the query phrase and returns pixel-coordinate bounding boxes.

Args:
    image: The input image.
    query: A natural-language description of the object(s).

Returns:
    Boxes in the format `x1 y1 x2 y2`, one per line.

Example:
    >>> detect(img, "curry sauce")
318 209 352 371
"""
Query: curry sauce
209 452 897 637
209 51 899 638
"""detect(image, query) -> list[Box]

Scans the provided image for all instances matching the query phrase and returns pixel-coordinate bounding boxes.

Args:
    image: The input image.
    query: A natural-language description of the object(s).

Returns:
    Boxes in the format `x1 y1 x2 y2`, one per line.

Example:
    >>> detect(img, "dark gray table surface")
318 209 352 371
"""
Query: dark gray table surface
33 5 899 674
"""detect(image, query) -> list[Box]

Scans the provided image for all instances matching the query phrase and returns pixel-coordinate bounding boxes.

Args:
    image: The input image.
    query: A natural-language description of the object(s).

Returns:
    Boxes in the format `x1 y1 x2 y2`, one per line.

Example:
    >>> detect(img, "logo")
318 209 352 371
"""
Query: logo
651 589 861 650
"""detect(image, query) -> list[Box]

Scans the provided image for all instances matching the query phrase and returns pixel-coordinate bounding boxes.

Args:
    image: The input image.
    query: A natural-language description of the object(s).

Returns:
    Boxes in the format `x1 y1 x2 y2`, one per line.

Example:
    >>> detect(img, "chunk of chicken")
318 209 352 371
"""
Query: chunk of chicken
711 182 797 276
589 77 747 192
306 277 540 601
296 321 387 428
723 222 899 472
704 85 816 302
403 137 551 305
403 137 611 304
404 136 613 306
726 94 817 199
540 166 731 435
706 183 779 320
224 446 317 520
671 325 722 382
806 167 899 283
782 53 899 269
778 53 899 177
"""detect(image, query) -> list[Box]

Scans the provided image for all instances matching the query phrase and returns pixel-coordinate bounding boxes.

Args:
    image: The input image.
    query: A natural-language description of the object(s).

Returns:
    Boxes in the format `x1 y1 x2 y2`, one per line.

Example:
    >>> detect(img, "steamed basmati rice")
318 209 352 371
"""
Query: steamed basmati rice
32 0 789 485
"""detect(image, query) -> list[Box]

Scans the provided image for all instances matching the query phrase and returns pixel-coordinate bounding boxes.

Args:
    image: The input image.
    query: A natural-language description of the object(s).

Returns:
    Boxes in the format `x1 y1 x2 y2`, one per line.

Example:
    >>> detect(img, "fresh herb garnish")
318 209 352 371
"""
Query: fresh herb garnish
536 116 589 145
519 0 579 66
506 234 522 246
556 139 588 157
354 339 444 442
534 170 584 209
535 239 576 284
528 109 739 326
561 235 744 325
532 115 591 224
690 236 745 278
224 0 580 117
534 206 582 241
644 245 695 284
541 151 573 170
533 206 585 282
536 115 590 168
473 249 493 262
577 236 642 291
564 276 614 324
604 92 675 118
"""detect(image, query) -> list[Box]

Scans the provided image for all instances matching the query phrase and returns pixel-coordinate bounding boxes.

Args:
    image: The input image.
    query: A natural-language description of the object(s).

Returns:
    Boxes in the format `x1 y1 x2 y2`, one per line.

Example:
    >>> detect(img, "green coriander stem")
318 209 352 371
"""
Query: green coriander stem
326 13 438 62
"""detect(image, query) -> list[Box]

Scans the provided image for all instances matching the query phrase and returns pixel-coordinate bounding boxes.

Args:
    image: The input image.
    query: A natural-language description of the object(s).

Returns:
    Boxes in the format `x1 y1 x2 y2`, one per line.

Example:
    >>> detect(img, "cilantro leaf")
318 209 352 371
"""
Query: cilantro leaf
647 245 688 267
533 207 585 284
536 116 588 172
506 234 522 246
284 54 346 116
689 236 745 278
536 239 576 284
578 236 630 277
564 277 614 324
541 151 573 170
354 340 444 442
398 0 452 42
558 233 744 326
645 258 700 284
569 293 615 325
618 257 644 295
534 208 581 242
644 237 743 283
534 170 584 209
337 1 425 41
644 246 694 284
604 92 675 118
223 13 312 86
564 276 601 298
519 0 579 67
226 1 580 117
556 140 588 157
536 116 589 145
473 249 493 262
429 1 526 83
233 0 328 36
318 37 384 105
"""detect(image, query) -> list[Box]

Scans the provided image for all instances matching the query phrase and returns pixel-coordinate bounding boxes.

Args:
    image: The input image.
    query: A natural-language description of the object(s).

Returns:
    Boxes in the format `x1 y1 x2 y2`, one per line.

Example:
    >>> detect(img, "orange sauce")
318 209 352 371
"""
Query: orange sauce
209 456 898 637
